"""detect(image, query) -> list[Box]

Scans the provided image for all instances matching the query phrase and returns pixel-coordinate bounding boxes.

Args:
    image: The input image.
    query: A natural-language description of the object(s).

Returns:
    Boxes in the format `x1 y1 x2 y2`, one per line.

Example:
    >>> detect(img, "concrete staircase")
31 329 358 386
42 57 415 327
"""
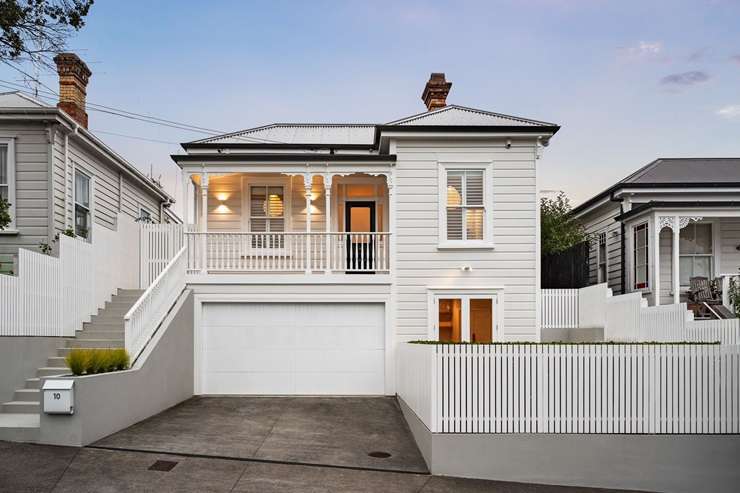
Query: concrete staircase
0 289 143 442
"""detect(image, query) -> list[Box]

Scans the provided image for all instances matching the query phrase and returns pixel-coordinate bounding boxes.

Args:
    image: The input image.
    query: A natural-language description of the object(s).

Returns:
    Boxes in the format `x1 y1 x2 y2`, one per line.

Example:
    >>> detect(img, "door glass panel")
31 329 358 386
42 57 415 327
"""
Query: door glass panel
350 207 371 233
470 299 493 343
438 298 462 342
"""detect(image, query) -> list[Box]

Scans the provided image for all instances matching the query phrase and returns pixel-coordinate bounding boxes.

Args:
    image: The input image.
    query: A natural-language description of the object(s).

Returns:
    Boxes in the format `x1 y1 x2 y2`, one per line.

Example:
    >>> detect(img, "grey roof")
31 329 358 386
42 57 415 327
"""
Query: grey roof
572 158 740 215
620 158 740 184
187 105 557 146
0 91 48 108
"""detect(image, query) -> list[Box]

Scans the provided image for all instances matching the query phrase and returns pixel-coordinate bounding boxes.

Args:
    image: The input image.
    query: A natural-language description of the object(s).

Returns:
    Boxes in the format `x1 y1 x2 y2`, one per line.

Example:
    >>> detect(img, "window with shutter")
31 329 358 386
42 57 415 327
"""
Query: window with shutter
444 168 487 243
249 185 285 248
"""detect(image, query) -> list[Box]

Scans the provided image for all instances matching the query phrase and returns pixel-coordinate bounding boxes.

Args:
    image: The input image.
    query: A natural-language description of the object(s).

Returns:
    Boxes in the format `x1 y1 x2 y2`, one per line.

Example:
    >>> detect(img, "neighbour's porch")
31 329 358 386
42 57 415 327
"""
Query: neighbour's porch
624 208 740 317
182 171 392 275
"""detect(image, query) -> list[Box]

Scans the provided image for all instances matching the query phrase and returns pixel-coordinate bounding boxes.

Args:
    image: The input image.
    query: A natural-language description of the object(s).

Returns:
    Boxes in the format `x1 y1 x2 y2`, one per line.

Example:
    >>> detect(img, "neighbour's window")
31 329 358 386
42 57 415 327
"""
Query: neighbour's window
138 208 152 223
74 171 91 240
679 223 713 286
0 143 14 228
633 223 649 290
597 232 608 283
249 185 285 248
445 169 485 241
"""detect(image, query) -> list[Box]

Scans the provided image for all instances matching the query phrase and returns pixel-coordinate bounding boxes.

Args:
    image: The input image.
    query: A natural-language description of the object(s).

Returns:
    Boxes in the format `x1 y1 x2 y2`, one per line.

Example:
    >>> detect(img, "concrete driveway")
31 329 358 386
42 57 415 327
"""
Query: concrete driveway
93 396 429 474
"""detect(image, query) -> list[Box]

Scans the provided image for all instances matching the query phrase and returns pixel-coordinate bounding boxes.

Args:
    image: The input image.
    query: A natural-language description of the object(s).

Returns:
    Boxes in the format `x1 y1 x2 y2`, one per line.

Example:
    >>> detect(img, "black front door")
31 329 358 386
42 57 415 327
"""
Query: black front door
345 201 376 273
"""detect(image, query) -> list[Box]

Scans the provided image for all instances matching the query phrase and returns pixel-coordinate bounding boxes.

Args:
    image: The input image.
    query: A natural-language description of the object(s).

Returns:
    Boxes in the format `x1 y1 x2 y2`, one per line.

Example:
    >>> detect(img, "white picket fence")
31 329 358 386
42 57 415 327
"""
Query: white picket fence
397 342 740 434
637 303 740 345
140 223 184 288
541 289 579 329
125 246 187 361
0 214 139 337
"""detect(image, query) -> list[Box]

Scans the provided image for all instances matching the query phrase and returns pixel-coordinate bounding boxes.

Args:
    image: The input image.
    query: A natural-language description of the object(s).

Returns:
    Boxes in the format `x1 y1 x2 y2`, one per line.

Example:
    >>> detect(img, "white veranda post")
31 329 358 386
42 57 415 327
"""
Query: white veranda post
324 173 332 273
672 216 680 304
304 173 312 273
200 172 208 273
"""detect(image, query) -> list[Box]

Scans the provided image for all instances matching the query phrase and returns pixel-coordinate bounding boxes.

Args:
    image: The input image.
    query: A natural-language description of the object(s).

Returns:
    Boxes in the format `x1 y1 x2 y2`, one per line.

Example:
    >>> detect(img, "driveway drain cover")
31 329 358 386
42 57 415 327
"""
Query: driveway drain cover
148 460 178 471
368 451 392 459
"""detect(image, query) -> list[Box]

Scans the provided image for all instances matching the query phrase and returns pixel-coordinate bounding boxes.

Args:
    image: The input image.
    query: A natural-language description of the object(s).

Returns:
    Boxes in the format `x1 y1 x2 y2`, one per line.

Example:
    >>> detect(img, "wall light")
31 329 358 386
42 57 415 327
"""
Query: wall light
460 265 473 272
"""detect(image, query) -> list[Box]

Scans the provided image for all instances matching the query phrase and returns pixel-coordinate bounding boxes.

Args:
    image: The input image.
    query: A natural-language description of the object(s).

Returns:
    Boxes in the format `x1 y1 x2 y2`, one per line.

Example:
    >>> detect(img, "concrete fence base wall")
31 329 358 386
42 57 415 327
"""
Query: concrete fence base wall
38 290 194 447
399 396 740 493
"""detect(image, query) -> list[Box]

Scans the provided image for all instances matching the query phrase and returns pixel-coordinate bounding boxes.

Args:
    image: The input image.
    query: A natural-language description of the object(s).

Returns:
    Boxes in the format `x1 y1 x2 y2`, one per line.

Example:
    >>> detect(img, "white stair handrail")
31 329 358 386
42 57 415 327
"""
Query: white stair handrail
124 246 187 362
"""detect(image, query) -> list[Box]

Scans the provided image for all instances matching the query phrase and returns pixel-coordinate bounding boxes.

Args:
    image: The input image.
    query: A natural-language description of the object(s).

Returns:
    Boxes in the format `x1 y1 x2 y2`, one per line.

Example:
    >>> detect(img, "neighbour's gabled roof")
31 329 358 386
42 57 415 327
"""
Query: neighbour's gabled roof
0 91 48 108
182 105 559 149
571 158 740 216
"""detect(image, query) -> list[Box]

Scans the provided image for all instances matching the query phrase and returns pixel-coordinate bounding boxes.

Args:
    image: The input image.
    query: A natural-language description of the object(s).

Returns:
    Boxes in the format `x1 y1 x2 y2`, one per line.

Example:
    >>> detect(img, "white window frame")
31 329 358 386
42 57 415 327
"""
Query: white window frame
678 221 716 289
427 287 503 342
437 161 494 249
597 232 608 283
632 222 649 291
0 137 17 232
242 176 292 255
73 168 94 242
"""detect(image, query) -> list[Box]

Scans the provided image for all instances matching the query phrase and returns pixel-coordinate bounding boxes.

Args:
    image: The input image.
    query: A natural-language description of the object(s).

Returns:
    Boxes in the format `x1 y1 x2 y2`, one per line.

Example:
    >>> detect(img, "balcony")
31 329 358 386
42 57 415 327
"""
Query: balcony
184 231 390 274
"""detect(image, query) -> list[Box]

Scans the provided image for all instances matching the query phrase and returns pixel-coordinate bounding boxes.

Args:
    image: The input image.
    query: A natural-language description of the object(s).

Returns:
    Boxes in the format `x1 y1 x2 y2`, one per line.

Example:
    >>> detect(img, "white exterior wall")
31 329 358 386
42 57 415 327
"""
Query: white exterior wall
578 202 623 294
392 138 540 342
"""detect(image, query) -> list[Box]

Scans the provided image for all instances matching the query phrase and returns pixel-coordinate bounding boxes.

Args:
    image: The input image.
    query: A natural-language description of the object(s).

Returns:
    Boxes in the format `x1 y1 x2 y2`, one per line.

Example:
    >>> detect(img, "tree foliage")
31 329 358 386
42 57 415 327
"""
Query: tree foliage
0 0 93 63
0 196 10 230
540 192 589 255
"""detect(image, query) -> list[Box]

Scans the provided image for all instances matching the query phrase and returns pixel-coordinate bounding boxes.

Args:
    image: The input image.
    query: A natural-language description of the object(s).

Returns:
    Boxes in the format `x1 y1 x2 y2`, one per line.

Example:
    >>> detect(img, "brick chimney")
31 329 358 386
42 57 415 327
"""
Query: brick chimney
421 73 452 111
54 53 92 128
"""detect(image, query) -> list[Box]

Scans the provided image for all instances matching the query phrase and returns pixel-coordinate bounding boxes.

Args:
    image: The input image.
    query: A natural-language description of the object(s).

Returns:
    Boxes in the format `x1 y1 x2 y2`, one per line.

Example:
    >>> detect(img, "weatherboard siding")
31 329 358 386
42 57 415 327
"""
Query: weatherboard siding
579 202 623 294
0 123 50 258
392 139 540 342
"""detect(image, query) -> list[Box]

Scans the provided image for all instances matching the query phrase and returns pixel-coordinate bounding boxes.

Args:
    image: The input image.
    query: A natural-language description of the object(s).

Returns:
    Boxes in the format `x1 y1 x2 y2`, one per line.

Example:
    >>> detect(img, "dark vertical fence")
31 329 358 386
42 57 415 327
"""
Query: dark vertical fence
542 241 589 289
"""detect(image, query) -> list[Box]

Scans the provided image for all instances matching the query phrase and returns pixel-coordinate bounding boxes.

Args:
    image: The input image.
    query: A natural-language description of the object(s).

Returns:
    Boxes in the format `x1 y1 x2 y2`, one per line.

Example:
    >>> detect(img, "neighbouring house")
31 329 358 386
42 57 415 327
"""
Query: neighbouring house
172 72 559 396
0 53 174 274
571 157 740 315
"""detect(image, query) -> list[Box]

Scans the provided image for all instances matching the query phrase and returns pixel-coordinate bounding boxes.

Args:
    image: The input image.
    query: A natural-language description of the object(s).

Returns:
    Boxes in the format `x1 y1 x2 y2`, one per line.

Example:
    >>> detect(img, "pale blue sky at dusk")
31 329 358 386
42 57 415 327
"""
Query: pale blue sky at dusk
2 0 739 213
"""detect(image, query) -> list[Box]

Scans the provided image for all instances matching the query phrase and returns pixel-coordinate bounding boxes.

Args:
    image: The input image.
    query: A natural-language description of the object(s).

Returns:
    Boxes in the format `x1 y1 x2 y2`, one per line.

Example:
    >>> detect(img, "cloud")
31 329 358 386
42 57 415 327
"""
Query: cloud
716 105 740 119
618 41 666 62
687 48 710 62
731 54 740 65
660 71 710 86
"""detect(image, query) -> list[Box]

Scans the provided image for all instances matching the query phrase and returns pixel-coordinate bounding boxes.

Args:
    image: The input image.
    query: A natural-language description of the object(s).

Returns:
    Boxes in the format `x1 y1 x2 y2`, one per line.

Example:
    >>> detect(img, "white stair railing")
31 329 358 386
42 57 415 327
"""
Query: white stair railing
124 246 187 362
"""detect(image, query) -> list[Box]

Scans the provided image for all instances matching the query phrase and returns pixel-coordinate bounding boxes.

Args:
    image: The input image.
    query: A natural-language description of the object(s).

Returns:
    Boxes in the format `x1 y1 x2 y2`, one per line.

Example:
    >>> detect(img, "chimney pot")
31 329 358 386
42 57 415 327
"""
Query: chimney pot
421 72 451 111
54 53 92 128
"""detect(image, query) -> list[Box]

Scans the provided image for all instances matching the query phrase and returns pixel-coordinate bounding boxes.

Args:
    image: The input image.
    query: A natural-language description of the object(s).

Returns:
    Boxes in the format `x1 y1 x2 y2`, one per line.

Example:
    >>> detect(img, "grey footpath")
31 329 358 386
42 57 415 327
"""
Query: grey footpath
400 397 740 493
0 441 643 493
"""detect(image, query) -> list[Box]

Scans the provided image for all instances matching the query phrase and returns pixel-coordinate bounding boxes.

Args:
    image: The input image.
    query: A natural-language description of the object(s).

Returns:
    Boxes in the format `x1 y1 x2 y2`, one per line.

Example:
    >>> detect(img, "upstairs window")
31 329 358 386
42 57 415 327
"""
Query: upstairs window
441 165 491 247
249 185 285 248
633 223 649 290
74 171 92 240
138 208 152 223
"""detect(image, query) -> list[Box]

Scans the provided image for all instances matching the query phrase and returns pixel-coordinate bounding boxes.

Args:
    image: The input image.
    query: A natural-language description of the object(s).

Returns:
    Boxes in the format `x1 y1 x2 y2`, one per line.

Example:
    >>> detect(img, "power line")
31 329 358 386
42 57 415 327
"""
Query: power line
0 66 287 144
90 129 181 145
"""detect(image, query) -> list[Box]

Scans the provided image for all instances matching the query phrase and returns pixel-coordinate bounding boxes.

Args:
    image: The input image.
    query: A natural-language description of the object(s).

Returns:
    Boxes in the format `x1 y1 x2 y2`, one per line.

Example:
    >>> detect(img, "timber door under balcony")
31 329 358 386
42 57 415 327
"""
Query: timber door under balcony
345 201 376 273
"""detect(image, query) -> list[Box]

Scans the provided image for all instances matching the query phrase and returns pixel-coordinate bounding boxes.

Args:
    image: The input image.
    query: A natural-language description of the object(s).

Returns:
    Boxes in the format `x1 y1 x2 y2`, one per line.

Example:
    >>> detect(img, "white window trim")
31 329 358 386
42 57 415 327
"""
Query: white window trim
73 168 94 242
597 231 608 284
437 161 494 249
678 219 720 289
0 137 17 232
427 287 504 341
241 175 292 255
632 221 649 292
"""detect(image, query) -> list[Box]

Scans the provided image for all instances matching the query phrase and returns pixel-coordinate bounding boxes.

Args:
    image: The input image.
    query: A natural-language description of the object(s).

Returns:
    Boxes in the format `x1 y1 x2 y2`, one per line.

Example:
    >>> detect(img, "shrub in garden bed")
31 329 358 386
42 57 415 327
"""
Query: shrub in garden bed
65 348 131 376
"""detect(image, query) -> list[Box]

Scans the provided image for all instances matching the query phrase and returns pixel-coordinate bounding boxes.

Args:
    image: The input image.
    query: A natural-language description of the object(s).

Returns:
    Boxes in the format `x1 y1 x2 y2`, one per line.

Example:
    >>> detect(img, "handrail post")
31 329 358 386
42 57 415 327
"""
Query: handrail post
304 174 312 274
200 173 209 274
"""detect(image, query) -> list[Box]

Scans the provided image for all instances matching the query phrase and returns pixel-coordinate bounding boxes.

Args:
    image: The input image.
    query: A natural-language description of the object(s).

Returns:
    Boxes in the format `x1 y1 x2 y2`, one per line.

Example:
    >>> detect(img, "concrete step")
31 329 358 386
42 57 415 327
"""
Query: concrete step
75 331 125 341
66 338 123 349
89 314 126 325
116 289 144 297
37 367 69 378
24 378 41 390
0 414 39 442
82 320 124 331
2 401 39 414
47 356 69 368
13 389 40 403
97 305 135 317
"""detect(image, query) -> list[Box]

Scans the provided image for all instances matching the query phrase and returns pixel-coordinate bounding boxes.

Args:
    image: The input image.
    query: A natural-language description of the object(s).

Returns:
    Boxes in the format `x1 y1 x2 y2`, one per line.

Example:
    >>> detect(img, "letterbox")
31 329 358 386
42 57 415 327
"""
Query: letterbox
42 380 75 415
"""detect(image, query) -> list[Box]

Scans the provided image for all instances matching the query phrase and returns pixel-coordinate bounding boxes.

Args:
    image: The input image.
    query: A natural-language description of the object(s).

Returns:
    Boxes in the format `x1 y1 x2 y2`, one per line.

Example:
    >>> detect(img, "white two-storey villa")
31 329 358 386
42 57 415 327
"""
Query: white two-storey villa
172 73 559 396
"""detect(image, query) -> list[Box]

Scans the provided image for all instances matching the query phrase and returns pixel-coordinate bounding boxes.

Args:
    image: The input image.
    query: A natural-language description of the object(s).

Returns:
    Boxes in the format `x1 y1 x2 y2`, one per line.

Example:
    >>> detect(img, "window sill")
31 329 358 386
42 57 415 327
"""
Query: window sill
0 229 19 235
437 242 495 251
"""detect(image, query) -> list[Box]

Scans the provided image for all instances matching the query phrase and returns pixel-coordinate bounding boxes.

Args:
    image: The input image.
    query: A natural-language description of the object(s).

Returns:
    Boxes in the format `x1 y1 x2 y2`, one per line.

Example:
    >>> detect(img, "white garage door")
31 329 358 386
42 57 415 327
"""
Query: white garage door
199 303 385 395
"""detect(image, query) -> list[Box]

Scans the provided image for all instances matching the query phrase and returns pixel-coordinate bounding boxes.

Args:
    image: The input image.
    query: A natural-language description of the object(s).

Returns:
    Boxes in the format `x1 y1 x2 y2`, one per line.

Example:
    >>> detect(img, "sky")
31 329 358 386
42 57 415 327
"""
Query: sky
1 0 739 216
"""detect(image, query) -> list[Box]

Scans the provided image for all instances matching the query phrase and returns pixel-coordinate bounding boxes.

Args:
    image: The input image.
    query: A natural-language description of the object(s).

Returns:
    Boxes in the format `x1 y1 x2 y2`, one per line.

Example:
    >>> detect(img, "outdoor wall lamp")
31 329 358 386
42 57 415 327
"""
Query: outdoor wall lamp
460 265 473 272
